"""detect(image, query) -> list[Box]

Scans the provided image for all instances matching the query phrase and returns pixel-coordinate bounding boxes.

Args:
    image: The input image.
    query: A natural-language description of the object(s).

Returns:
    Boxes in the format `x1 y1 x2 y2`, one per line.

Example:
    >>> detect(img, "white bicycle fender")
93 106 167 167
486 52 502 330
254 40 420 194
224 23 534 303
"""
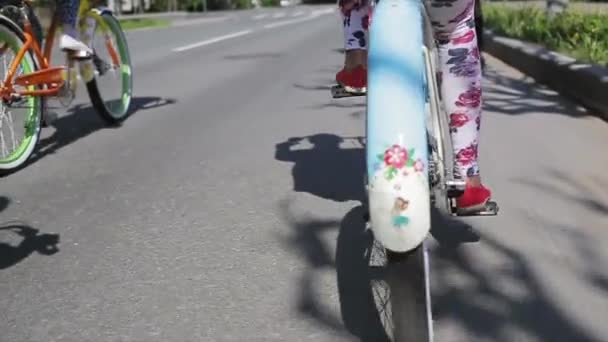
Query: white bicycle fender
366 0 431 252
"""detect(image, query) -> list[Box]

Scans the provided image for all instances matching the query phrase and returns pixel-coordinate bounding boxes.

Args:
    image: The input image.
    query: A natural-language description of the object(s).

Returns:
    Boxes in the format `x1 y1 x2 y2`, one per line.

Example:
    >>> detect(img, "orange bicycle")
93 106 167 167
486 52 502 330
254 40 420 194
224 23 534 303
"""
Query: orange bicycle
0 0 132 175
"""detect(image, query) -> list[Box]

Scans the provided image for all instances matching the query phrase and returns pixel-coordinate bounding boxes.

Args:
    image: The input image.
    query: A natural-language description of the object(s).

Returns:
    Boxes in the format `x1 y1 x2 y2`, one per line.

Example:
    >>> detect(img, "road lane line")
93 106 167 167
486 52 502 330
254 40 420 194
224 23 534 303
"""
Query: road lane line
172 30 253 52
173 8 335 52
263 11 332 29
172 16 229 27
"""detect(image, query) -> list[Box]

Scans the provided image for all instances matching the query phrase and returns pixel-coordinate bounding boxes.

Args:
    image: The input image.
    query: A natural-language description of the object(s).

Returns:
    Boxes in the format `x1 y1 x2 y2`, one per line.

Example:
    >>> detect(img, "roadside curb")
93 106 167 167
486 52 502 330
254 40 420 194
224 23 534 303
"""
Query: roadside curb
483 30 608 120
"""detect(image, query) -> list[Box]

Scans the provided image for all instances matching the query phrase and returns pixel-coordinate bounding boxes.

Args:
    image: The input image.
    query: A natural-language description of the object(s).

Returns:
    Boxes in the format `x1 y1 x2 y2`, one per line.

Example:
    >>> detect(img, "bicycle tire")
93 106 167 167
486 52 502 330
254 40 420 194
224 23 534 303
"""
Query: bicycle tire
0 0 43 45
386 243 432 342
85 12 132 124
0 19 43 176
366 0 433 340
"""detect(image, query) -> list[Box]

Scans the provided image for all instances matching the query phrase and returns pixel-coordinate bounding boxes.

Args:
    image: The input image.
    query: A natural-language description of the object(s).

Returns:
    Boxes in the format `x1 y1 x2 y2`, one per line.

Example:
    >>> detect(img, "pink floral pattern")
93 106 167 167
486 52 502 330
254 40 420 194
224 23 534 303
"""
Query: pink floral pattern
456 143 478 166
376 145 425 181
384 145 408 169
450 112 469 128
455 87 482 108
362 14 369 30
452 30 475 45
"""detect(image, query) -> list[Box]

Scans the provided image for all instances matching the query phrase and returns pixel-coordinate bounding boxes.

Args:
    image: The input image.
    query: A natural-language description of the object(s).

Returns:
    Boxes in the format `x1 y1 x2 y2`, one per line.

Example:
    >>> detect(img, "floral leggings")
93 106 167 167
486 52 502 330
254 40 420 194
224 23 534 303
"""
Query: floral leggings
57 0 79 26
340 0 482 178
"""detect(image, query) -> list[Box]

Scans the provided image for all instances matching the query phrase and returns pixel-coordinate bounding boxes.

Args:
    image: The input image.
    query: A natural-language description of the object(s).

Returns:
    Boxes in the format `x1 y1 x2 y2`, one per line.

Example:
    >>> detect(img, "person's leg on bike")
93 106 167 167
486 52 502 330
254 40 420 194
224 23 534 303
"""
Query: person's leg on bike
57 0 92 56
336 0 492 211
426 0 491 210
336 0 369 94
474 0 486 70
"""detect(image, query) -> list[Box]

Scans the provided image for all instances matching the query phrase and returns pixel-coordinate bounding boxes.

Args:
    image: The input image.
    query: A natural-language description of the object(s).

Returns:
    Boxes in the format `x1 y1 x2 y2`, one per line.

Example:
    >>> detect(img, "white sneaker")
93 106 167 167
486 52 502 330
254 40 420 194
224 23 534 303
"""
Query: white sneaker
60 34 93 59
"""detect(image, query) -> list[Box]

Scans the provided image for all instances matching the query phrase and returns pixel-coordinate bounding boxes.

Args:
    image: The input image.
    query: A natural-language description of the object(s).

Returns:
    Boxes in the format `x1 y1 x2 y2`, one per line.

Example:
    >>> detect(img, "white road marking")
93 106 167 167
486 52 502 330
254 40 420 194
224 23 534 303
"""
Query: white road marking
263 11 331 29
173 30 253 52
173 8 335 53
172 16 229 27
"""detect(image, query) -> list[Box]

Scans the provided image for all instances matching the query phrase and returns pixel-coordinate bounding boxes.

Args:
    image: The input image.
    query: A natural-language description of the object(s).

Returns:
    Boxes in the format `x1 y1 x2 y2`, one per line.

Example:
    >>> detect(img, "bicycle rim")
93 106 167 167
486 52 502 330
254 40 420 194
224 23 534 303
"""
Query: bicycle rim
0 25 41 173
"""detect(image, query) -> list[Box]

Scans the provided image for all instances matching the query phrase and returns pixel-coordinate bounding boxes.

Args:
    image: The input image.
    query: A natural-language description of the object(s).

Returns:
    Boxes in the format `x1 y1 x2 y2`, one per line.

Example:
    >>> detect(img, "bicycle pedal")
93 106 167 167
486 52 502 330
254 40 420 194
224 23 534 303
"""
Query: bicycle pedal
455 201 499 217
331 85 365 98
446 180 466 198
64 49 93 61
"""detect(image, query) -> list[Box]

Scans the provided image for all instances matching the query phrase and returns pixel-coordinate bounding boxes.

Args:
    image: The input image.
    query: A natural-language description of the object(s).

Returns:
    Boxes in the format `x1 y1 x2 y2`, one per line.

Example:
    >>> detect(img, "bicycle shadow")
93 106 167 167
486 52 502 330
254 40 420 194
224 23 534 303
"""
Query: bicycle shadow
0 196 8 212
275 133 478 340
0 197 60 270
28 96 176 165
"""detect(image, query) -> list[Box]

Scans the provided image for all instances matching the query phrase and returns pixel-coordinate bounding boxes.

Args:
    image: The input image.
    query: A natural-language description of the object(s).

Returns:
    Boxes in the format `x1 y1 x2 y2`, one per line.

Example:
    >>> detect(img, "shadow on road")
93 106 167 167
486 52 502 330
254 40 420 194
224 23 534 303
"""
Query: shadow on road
274 133 602 341
513 167 608 299
0 196 8 212
514 167 608 217
275 134 388 340
293 83 335 92
433 231 603 342
275 134 365 202
27 96 177 166
0 198 60 270
274 134 482 340
482 62 604 121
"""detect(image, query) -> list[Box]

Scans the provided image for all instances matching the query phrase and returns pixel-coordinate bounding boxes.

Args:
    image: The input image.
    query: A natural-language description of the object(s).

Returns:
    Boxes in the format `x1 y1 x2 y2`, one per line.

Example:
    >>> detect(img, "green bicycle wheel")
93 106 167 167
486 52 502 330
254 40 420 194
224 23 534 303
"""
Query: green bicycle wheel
83 12 132 124
0 21 42 176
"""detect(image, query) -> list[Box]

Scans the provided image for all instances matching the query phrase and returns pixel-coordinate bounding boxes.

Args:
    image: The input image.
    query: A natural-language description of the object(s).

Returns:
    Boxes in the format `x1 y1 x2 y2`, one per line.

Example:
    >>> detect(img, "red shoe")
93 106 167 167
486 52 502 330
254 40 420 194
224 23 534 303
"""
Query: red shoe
456 183 492 213
336 65 367 94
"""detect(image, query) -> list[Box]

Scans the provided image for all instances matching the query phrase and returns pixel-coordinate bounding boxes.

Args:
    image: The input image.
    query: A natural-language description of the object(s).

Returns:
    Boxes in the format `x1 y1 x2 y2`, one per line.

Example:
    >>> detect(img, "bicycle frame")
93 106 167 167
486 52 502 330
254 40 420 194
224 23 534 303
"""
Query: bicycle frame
0 0 120 99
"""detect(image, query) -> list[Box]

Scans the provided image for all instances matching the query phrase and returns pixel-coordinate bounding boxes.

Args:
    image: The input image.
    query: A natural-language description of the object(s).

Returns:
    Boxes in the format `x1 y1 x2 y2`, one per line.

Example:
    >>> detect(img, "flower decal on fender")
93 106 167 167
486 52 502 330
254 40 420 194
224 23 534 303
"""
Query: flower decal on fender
377 144 424 181
384 144 408 168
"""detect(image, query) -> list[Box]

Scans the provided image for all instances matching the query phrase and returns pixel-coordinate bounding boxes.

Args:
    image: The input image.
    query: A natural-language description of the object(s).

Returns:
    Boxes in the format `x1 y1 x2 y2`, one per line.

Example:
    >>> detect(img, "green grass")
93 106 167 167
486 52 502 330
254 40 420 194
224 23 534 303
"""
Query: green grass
118 18 171 31
483 3 608 66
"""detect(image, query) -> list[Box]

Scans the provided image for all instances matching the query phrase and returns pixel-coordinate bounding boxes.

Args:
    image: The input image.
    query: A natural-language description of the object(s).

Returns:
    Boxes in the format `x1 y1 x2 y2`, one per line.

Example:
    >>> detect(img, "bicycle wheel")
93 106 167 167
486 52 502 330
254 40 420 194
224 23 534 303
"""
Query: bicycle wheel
82 11 132 124
0 21 43 176
366 0 433 340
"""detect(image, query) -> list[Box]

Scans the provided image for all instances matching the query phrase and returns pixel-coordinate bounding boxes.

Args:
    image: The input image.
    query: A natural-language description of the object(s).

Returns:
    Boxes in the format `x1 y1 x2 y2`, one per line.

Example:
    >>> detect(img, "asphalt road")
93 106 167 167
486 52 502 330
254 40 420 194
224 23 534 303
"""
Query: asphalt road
1 5 607 342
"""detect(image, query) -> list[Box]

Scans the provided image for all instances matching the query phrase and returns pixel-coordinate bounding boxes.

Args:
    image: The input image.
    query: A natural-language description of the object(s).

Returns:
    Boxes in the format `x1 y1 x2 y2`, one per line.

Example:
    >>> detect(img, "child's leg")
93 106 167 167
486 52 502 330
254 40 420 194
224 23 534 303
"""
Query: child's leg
57 0 79 37
340 0 369 69
57 0 93 55
426 0 491 208
336 0 369 92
